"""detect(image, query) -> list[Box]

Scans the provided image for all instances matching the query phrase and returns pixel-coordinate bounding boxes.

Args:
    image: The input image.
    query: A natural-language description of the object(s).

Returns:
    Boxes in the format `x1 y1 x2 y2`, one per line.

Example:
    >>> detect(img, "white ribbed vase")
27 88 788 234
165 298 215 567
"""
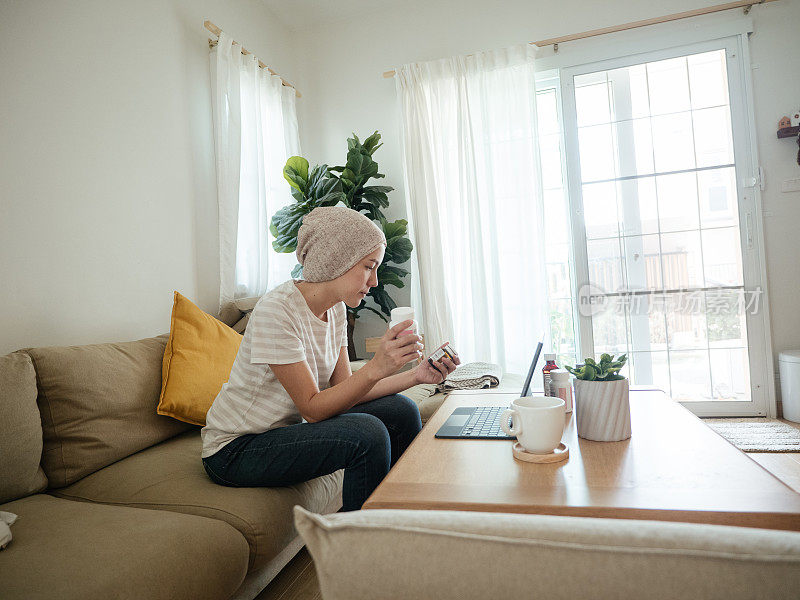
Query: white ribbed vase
574 379 631 441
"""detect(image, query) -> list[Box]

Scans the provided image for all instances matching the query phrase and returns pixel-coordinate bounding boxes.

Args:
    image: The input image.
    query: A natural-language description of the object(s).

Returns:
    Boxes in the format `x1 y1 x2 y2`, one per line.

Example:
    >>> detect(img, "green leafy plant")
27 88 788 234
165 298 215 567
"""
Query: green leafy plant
269 158 346 272
330 133 394 222
270 131 413 326
566 354 628 381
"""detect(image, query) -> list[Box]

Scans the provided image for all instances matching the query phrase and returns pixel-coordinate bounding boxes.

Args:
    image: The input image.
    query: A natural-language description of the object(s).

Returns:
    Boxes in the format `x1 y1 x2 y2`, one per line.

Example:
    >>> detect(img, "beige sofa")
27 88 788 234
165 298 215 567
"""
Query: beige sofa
296 507 800 599
0 320 451 600
0 333 343 600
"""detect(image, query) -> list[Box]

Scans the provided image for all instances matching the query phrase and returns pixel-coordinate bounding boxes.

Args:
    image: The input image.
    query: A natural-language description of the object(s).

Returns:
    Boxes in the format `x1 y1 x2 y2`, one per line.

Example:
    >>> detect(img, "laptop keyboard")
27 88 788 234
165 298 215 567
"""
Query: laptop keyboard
460 406 513 438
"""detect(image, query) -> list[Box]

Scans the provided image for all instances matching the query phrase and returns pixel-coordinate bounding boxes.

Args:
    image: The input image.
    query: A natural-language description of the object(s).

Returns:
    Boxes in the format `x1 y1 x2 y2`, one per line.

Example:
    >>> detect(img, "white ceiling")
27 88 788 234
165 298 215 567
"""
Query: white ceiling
261 0 402 31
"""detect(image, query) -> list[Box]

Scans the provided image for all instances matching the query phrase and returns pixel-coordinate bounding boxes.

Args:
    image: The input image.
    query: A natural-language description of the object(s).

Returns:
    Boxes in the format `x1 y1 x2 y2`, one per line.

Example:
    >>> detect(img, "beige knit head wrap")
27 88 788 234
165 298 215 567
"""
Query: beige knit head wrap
296 206 387 282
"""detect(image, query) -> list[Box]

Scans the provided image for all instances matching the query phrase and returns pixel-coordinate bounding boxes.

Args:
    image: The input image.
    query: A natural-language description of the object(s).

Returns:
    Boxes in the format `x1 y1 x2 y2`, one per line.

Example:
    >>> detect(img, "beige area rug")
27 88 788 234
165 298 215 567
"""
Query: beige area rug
702 418 800 452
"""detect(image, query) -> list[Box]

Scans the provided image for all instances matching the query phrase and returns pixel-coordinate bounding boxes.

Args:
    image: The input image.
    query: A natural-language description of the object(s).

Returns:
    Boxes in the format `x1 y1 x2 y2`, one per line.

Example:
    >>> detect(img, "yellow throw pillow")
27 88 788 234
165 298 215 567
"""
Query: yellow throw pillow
157 292 243 426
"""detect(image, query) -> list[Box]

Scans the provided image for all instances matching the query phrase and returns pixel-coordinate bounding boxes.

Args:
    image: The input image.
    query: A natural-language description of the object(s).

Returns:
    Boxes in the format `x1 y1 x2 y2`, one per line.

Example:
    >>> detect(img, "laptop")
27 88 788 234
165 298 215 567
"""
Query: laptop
434 341 543 440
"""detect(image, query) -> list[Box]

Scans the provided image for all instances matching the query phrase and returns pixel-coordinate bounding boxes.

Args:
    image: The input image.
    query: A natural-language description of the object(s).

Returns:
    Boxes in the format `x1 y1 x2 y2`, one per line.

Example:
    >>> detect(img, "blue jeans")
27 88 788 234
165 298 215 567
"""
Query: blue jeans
202 394 422 512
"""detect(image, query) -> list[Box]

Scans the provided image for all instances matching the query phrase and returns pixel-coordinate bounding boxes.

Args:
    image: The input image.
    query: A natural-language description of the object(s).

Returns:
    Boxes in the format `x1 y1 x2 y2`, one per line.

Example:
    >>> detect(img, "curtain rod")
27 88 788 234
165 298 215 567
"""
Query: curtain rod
382 0 775 78
204 20 301 98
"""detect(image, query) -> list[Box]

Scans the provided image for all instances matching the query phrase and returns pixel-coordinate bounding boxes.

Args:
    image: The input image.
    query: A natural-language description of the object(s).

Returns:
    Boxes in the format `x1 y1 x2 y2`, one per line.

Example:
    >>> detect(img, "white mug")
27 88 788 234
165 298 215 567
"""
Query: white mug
500 396 565 454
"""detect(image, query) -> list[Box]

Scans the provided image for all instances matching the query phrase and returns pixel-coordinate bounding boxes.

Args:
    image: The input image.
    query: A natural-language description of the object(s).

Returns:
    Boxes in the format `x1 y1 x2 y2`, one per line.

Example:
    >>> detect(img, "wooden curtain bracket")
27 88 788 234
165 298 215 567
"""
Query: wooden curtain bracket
744 0 766 15
203 20 301 98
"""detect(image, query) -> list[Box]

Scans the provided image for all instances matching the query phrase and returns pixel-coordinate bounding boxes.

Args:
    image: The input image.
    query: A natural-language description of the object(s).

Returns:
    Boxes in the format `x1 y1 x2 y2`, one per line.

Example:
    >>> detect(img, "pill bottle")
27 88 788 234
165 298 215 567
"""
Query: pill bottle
550 369 573 413
389 307 417 337
542 354 559 396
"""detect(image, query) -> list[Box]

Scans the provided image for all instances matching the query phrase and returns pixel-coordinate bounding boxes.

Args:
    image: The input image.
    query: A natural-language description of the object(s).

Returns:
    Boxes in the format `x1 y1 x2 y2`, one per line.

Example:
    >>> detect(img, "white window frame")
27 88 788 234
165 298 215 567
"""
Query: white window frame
557 31 775 417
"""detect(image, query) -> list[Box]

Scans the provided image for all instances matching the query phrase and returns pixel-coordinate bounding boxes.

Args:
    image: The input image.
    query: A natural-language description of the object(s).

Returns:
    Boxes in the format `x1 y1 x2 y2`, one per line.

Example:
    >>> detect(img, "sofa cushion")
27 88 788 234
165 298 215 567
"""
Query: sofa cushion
0 352 48 503
26 335 193 488
0 494 248 600
51 430 342 571
157 291 243 426
295 507 800 600
232 311 251 334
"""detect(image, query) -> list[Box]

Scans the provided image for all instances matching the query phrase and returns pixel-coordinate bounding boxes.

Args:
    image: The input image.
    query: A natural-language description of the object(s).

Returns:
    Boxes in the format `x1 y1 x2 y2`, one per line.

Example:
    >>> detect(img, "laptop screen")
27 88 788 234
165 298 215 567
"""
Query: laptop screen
520 341 544 397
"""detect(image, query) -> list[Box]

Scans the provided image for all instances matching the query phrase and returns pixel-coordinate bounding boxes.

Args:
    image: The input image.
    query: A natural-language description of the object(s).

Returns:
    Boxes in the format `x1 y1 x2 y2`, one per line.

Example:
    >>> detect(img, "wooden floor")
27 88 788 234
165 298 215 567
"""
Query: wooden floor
254 420 800 600
748 418 800 494
254 547 320 600
749 452 800 494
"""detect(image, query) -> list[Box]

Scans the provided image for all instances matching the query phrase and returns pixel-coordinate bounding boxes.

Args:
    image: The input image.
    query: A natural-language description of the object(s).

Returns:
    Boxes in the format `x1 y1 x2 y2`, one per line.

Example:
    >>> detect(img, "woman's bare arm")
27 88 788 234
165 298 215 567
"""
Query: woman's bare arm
269 359 382 422
270 319 421 422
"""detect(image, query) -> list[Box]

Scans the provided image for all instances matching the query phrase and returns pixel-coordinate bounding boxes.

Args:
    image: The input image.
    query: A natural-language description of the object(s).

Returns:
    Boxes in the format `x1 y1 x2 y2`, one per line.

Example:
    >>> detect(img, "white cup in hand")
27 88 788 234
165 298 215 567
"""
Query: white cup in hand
500 396 565 454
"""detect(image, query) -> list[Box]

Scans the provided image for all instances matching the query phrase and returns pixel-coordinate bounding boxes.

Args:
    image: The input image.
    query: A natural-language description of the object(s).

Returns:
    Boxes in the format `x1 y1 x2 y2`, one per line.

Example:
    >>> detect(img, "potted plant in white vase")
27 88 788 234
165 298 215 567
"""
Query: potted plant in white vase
566 354 631 442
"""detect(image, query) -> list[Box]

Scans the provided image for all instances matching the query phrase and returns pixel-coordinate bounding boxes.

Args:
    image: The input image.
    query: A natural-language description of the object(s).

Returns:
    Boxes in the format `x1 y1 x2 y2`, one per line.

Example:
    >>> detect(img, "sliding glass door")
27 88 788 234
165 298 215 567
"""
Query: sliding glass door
560 37 771 416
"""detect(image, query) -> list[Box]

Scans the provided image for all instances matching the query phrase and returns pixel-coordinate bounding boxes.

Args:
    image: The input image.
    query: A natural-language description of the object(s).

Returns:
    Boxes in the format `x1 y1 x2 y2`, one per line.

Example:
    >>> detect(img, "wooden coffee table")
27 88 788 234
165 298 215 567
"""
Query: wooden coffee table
363 389 800 531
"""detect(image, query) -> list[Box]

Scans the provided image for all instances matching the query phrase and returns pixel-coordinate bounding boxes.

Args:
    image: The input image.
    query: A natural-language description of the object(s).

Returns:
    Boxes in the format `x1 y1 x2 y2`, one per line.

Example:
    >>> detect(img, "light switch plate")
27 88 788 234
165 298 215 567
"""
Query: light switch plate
781 178 800 193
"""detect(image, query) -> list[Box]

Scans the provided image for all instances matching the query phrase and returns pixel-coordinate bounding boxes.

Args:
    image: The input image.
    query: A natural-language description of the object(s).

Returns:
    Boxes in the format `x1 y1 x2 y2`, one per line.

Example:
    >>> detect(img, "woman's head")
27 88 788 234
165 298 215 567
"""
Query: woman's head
296 206 387 307
336 244 385 307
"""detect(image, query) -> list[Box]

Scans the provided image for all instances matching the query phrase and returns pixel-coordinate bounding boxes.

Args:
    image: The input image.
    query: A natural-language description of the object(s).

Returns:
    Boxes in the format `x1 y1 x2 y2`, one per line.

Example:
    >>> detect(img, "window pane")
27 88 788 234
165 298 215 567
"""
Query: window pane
575 81 611 126
579 124 616 182
631 350 670 392
608 64 650 120
629 292 667 348
656 172 699 233
592 298 629 353
693 106 734 168
550 299 577 366
706 289 746 346
647 57 691 115
539 133 563 189
710 347 750 400
702 227 743 287
698 167 738 228
536 89 560 135
651 112 696 172
582 182 620 239
546 245 571 298
670 350 711 401
618 177 659 236
613 118 654 178
688 50 729 110
544 188 570 244
624 234 662 290
660 231 704 289
574 70 607 87
587 237 625 291
665 292 708 350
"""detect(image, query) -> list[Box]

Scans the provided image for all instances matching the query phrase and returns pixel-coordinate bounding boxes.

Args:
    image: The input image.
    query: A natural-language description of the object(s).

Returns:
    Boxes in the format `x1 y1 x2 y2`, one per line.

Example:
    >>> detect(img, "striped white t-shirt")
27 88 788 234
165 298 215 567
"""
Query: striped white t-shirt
201 279 347 458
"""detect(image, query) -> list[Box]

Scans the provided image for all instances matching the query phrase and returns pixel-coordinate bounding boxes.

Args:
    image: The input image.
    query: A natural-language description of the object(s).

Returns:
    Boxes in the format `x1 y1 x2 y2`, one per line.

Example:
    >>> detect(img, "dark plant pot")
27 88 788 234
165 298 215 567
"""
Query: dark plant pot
347 311 358 361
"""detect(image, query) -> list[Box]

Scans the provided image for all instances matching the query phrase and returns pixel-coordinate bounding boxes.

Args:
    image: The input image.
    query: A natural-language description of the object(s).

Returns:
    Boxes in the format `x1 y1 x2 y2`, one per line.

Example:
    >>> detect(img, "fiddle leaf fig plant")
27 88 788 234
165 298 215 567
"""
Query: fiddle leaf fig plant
270 131 413 327
566 353 628 381
270 158 345 255
330 131 393 221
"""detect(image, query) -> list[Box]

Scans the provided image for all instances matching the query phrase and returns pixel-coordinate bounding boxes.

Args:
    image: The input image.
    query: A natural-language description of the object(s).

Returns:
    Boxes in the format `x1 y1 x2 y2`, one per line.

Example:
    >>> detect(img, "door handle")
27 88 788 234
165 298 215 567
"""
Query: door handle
745 211 754 250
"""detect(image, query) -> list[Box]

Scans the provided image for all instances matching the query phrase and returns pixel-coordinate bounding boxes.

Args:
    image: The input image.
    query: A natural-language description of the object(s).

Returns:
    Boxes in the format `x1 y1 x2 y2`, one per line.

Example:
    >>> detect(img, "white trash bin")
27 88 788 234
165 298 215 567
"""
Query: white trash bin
779 350 800 423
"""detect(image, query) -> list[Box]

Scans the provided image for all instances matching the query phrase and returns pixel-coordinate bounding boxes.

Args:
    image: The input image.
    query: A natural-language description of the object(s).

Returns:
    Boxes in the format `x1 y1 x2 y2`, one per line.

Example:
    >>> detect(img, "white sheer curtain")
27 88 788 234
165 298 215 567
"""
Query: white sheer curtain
396 45 549 376
210 32 300 314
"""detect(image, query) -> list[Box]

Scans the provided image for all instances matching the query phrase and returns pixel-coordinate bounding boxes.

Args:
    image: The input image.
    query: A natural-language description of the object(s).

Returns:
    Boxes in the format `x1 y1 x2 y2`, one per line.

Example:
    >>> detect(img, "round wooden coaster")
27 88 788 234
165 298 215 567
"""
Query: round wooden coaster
512 441 569 463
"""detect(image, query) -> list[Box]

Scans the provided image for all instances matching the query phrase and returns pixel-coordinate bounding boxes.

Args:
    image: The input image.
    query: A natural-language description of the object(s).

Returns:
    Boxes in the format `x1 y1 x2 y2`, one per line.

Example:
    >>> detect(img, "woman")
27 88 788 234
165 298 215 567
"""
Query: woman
201 206 459 511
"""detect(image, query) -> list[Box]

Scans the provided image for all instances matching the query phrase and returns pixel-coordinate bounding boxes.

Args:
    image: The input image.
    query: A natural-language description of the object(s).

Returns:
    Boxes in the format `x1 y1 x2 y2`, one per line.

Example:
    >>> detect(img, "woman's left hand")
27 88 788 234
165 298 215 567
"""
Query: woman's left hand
413 343 460 385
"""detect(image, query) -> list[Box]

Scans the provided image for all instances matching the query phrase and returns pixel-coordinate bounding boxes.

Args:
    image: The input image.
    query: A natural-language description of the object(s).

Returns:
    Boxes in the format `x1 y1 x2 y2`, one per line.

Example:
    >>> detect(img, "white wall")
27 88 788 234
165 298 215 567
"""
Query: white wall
0 0 296 354
3 0 798 403
291 0 800 387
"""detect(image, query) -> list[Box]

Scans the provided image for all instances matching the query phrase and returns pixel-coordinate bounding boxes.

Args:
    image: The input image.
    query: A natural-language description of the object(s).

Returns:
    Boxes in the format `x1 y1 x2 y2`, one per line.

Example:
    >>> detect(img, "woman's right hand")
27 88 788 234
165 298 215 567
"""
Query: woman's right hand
367 319 423 379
